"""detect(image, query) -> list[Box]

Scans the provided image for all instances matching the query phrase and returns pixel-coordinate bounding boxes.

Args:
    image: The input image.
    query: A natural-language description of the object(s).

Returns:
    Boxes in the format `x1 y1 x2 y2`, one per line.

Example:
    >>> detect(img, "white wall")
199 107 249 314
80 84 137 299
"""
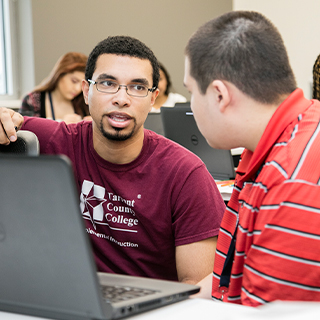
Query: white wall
233 0 320 99
30 0 232 100
14 1 320 101
17 0 34 98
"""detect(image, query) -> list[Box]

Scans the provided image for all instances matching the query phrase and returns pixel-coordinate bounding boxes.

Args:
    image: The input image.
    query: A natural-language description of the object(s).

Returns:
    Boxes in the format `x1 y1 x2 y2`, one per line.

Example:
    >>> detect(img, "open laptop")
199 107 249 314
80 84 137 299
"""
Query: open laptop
161 105 236 180
144 112 164 135
0 155 199 320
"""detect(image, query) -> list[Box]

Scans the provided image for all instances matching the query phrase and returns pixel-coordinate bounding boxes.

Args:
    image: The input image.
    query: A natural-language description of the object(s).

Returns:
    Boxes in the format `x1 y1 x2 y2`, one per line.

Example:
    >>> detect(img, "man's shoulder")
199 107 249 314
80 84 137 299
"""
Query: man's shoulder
22 118 92 140
255 126 320 189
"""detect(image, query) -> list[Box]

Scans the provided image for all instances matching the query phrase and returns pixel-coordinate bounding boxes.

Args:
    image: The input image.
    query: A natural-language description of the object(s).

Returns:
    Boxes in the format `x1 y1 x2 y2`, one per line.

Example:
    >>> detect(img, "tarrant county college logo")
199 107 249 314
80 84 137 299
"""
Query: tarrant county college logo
80 180 107 230
80 180 139 232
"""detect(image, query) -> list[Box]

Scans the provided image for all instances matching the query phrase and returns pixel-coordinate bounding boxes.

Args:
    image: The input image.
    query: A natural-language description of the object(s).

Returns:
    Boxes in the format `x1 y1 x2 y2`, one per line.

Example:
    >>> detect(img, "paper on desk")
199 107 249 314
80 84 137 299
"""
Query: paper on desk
216 180 234 201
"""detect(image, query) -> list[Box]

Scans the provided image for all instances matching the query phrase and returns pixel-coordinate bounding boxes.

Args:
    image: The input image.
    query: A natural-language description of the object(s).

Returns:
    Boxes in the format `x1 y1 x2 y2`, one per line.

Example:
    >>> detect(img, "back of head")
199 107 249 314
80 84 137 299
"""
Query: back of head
85 36 160 88
185 11 297 104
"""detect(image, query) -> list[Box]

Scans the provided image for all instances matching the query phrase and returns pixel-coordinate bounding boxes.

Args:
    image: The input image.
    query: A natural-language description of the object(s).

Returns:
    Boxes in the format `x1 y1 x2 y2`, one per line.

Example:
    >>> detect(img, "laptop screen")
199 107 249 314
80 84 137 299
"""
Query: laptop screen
161 105 235 180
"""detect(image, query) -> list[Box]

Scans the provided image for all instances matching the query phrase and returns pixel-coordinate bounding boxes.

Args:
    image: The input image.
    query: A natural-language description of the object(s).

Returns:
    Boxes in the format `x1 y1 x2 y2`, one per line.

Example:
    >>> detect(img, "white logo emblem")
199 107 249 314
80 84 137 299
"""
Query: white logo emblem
80 180 107 229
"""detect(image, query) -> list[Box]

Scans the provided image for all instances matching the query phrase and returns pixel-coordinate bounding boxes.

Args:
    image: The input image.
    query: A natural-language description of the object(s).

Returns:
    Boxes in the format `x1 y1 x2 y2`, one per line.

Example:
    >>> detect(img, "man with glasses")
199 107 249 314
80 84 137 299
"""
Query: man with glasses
0 36 225 284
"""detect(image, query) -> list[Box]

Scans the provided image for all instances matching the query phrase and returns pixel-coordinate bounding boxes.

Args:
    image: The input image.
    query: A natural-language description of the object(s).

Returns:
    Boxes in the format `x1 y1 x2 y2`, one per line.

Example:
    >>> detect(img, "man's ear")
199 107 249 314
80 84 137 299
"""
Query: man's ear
82 79 89 104
150 88 159 106
210 80 230 112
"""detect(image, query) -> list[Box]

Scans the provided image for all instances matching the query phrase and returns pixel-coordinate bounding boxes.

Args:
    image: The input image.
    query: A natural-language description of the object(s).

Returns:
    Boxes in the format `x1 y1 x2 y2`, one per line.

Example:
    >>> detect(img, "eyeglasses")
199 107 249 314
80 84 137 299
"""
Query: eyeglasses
88 79 156 97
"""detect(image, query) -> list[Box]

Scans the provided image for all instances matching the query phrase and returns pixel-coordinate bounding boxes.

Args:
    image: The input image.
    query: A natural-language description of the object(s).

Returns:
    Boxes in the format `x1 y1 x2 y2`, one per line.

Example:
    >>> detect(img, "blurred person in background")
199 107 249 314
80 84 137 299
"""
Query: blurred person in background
150 62 187 112
20 52 91 124
312 53 320 101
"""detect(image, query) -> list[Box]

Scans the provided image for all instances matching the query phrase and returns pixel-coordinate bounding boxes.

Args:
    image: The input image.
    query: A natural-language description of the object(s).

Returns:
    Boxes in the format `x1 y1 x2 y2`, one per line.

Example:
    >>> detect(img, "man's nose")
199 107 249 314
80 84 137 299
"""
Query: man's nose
112 85 130 106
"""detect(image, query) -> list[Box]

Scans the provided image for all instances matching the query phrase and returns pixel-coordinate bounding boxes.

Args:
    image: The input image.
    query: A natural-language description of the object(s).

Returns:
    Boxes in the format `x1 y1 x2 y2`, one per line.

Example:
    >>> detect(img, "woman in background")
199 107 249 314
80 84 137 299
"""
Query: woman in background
150 62 187 112
20 52 90 124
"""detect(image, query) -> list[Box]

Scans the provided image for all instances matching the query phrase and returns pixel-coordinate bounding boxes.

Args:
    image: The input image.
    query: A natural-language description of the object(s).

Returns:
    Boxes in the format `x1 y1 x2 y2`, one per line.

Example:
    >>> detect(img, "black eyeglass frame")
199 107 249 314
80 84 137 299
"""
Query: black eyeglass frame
87 79 156 98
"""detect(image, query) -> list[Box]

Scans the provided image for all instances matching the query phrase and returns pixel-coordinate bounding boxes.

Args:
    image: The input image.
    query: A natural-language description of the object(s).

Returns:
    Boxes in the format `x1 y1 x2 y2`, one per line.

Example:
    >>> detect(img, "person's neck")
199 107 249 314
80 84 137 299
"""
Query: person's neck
152 94 168 110
92 124 145 164
240 97 287 152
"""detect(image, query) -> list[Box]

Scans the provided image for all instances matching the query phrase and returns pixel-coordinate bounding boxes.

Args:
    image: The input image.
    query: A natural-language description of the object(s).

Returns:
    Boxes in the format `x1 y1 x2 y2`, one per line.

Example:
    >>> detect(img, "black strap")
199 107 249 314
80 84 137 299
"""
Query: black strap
219 164 264 292
219 235 236 288
40 91 46 118
48 92 55 120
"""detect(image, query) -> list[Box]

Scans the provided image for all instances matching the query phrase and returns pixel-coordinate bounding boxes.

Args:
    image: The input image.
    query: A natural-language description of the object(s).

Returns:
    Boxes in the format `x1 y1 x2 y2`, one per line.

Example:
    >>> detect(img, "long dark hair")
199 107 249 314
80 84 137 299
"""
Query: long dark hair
313 54 320 101
159 62 172 96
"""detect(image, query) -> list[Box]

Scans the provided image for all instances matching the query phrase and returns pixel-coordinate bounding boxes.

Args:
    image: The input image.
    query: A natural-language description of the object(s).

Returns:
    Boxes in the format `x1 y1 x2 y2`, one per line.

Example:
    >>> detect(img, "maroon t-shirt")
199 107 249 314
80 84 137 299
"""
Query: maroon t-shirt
22 117 225 281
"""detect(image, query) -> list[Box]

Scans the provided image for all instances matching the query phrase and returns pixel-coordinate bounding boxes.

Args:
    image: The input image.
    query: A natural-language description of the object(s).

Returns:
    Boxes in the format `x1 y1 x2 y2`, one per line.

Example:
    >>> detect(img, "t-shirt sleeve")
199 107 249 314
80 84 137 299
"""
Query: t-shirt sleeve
172 164 226 246
21 116 63 154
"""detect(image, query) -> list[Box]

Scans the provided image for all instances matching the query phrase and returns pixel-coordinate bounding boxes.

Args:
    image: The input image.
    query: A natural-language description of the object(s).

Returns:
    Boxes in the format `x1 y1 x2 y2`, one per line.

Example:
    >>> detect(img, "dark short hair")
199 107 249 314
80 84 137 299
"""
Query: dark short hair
85 36 160 88
185 11 297 104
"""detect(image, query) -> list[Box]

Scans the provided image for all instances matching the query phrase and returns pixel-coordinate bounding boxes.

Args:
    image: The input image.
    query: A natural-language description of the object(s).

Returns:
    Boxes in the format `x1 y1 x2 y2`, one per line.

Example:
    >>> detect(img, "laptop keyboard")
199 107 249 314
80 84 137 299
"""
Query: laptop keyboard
101 285 157 303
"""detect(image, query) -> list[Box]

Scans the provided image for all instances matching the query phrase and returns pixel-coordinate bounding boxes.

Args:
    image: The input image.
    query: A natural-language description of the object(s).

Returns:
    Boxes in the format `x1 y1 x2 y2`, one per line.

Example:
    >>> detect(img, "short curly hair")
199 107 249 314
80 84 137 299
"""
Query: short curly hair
85 36 160 89
313 54 320 100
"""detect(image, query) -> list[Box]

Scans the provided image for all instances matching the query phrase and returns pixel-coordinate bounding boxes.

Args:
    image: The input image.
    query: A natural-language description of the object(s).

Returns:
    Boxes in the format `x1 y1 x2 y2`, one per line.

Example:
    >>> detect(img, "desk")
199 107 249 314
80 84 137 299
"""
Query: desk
2 299 320 320
231 147 244 156
216 181 233 202
215 147 244 202
130 299 320 320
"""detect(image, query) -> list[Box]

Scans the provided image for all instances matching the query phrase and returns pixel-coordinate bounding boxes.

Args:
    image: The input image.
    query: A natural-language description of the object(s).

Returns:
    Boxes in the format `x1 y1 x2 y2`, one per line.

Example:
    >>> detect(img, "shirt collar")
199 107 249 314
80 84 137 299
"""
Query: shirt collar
236 88 312 183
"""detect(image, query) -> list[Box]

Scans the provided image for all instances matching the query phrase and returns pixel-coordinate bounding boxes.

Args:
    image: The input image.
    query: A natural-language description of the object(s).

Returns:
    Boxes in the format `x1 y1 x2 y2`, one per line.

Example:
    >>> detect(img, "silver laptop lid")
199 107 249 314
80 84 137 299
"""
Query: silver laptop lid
0 155 199 320
0 155 109 319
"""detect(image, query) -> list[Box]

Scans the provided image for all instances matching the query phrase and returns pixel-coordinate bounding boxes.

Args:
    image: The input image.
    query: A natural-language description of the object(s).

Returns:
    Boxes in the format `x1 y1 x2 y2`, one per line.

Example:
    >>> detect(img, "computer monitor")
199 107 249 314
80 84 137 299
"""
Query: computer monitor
161 105 235 180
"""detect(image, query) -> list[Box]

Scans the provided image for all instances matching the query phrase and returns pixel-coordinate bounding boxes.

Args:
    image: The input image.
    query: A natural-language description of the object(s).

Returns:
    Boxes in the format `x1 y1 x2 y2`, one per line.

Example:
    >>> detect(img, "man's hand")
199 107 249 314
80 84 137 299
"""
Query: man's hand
191 273 213 299
0 107 24 145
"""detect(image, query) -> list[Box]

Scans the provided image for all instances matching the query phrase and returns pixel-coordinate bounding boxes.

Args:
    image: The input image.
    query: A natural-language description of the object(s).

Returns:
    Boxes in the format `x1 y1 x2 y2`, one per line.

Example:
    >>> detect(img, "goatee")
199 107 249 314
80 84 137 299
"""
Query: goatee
99 116 136 141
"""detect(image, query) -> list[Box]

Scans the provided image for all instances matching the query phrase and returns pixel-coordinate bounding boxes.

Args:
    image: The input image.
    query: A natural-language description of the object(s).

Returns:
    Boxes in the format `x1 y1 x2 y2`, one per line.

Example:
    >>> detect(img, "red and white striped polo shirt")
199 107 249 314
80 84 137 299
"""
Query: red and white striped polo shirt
212 89 320 306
